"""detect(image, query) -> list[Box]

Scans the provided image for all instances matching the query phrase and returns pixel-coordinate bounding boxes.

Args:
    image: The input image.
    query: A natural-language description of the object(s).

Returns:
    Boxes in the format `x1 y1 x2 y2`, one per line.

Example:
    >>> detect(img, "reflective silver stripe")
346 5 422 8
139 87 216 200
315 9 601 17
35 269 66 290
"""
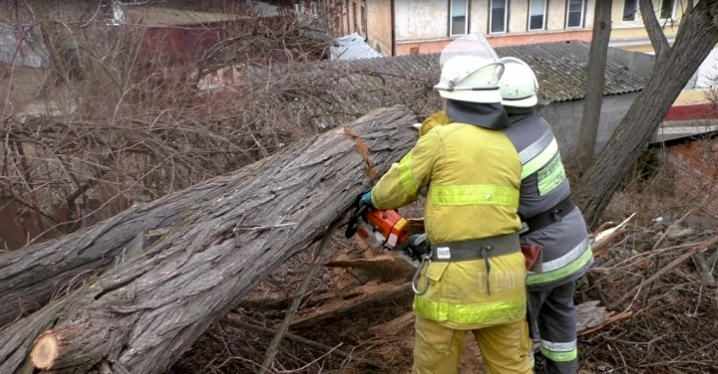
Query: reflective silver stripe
518 129 554 164
540 339 577 352
541 237 590 272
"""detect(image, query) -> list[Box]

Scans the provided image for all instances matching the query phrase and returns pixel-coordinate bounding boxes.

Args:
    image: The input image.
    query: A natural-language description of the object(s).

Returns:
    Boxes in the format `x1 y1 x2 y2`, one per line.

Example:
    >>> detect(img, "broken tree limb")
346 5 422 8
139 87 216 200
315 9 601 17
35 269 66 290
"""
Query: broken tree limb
0 106 418 374
591 213 635 257
609 233 718 310
289 280 413 329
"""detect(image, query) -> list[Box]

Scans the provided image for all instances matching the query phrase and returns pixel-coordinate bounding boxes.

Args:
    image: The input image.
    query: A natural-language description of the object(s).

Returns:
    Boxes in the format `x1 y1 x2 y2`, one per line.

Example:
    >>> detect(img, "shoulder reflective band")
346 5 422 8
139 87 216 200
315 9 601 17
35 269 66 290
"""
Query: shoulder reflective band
430 185 520 207
522 138 559 179
537 154 566 195
519 129 553 164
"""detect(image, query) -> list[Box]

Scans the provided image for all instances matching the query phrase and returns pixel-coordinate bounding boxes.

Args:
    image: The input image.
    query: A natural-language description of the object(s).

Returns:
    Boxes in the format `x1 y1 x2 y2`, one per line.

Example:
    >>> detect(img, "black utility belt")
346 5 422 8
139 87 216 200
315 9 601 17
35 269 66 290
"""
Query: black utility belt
523 196 575 235
431 233 520 262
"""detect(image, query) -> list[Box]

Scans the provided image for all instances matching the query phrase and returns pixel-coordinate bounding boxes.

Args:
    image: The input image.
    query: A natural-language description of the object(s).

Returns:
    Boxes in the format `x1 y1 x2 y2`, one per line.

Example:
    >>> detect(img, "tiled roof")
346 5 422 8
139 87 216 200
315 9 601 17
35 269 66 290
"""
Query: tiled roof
244 40 646 129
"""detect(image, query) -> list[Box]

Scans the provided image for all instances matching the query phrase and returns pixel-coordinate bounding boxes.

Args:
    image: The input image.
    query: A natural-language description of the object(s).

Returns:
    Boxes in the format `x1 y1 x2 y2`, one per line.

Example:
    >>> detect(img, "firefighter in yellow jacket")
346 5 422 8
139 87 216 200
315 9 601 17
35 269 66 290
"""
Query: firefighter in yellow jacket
359 35 532 374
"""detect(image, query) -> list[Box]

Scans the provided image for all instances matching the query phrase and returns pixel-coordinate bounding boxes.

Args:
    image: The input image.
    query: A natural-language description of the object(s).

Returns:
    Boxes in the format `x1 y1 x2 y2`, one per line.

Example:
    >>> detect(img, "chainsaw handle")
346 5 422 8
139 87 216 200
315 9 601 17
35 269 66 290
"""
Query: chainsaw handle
396 234 429 261
345 203 367 238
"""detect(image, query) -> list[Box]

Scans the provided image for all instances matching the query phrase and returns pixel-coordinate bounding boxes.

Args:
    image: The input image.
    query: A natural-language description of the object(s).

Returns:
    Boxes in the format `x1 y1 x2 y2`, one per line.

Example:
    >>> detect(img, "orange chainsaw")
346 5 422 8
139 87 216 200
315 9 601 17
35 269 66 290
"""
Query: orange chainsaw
345 201 410 251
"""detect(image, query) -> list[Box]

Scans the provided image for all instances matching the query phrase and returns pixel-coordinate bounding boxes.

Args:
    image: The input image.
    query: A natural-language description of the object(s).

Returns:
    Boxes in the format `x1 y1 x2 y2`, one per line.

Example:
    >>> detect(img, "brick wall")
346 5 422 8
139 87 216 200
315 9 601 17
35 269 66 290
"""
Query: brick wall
665 136 718 213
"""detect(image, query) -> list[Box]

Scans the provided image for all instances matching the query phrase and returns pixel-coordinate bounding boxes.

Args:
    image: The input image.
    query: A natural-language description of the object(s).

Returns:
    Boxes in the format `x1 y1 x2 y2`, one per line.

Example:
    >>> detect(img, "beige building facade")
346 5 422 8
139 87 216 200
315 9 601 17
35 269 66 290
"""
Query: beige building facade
324 0 689 56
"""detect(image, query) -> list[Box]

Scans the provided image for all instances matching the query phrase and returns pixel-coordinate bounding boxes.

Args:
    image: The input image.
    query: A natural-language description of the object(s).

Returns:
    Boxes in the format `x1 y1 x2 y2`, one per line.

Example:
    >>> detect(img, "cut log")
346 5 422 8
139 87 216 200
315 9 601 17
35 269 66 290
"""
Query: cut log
0 106 418 374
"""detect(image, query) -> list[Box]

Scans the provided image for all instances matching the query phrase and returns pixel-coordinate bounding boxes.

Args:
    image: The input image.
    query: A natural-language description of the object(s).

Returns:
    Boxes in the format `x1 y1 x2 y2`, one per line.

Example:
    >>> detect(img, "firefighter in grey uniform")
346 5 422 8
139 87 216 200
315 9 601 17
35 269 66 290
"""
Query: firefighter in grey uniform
498 57 593 374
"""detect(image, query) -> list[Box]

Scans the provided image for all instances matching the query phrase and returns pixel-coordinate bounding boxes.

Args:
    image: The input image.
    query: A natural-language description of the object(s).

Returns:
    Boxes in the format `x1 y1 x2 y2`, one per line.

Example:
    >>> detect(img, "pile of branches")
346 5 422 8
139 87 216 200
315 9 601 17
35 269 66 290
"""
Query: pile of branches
163 208 718 374
578 212 718 373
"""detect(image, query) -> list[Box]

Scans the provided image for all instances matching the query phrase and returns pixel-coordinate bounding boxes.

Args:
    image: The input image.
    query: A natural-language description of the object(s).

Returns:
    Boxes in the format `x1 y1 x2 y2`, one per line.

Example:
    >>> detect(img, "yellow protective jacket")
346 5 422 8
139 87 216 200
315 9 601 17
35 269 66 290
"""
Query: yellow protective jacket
419 110 451 137
370 121 527 330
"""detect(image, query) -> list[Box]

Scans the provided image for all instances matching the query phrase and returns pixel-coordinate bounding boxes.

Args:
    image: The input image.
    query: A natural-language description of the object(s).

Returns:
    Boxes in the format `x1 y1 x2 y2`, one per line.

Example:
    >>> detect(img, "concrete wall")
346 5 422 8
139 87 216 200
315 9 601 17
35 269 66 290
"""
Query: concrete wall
0 23 45 68
606 46 656 79
366 0 393 55
540 92 641 156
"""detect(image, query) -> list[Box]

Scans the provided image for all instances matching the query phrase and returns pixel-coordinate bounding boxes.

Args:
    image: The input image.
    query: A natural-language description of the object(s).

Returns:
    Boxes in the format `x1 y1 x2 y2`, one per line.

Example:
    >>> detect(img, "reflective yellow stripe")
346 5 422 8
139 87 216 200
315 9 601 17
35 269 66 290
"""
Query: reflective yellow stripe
537 154 566 195
527 244 593 285
398 151 420 194
413 295 525 326
430 185 520 207
522 138 558 179
540 347 578 362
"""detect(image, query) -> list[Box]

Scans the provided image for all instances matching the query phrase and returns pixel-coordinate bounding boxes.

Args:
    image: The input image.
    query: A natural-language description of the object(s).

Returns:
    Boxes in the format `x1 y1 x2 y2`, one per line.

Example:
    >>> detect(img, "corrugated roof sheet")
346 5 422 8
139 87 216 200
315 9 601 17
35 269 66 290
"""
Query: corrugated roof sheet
244 40 646 129
327 40 645 102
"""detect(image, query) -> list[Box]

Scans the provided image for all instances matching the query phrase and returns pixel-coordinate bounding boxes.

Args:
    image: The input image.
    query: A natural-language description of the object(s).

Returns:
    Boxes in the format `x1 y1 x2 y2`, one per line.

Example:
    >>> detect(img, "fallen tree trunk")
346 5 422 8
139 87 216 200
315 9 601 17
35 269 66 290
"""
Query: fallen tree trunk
0 170 242 328
0 106 417 374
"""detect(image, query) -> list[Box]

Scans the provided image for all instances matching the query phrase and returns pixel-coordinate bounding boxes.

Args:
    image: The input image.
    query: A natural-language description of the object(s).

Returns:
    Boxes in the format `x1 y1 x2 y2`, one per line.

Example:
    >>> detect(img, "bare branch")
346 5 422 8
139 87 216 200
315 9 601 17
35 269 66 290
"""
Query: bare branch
640 0 671 58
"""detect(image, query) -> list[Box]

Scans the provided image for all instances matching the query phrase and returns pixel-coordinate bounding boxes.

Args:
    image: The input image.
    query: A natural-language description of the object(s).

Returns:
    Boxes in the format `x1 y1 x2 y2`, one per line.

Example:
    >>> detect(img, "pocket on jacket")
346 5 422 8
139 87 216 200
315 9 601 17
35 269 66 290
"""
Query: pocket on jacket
424 262 450 282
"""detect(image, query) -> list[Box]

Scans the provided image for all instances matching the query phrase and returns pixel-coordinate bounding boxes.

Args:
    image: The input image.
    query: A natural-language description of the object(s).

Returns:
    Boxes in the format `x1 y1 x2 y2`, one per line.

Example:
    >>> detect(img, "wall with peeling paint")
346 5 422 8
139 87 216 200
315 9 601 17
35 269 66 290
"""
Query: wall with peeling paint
366 0 393 55
394 0 449 41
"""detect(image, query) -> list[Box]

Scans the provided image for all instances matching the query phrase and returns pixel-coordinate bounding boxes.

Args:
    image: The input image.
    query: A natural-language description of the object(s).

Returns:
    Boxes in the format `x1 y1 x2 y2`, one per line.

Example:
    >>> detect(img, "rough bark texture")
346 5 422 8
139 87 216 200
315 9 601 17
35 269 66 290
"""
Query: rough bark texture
0 106 418 374
576 0 612 171
0 170 241 328
575 0 718 227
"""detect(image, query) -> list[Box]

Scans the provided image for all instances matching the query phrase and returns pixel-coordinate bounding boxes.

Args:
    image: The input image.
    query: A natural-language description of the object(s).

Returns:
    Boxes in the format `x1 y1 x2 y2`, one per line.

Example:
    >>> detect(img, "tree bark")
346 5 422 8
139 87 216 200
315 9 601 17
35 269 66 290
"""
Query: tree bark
576 0 612 173
0 168 243 328
0 106 417 374
575 0 718 227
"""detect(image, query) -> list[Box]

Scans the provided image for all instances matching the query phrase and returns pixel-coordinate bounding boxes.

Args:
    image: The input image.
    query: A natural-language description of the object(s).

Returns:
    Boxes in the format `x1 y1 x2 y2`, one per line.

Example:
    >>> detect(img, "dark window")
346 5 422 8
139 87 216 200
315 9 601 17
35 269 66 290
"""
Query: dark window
450 0 468 36
490 0 507 34
529 0 546 31
566 0 584 28
623 0 637 21
361 5 367 35
352 1 357 33
659 0 674 19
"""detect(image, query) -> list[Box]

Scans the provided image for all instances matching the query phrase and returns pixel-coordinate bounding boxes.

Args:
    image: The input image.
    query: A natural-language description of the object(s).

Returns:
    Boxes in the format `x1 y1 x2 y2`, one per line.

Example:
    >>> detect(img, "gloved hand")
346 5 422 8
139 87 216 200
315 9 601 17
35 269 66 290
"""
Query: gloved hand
359 189 374 208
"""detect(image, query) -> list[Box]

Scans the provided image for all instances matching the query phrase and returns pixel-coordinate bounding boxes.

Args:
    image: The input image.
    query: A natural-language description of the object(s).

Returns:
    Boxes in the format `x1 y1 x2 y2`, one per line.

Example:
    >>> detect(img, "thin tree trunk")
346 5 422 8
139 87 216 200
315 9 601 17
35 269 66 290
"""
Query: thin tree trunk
576 0 718 227
575 0 612 173
0 106 417 374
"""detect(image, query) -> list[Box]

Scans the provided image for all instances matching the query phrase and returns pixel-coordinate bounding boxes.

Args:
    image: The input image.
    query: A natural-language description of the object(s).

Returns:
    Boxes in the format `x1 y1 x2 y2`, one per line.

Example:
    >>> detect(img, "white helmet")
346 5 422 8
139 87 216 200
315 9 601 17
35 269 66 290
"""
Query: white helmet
434 34 504 104
498 57 539 108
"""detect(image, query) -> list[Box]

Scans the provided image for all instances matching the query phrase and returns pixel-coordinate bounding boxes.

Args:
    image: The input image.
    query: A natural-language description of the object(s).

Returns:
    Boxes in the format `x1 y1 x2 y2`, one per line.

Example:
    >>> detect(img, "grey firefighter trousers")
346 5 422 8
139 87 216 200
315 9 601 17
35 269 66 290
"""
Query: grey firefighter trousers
527 280 578 374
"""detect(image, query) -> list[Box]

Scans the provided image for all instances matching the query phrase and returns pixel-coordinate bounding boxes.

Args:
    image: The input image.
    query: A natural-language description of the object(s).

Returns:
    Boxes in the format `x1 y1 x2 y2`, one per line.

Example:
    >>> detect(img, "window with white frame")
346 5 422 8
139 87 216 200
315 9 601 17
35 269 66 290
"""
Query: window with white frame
528 0 547 31
659 0 675 20
565 0 584 28
490 0 507 34
622 0 638 21
450 0 469 36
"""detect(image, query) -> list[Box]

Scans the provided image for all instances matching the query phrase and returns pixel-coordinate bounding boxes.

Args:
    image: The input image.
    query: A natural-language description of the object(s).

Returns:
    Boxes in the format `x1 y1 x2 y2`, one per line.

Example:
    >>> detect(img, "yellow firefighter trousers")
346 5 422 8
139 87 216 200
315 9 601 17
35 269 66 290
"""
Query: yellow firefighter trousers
413 316 532 374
